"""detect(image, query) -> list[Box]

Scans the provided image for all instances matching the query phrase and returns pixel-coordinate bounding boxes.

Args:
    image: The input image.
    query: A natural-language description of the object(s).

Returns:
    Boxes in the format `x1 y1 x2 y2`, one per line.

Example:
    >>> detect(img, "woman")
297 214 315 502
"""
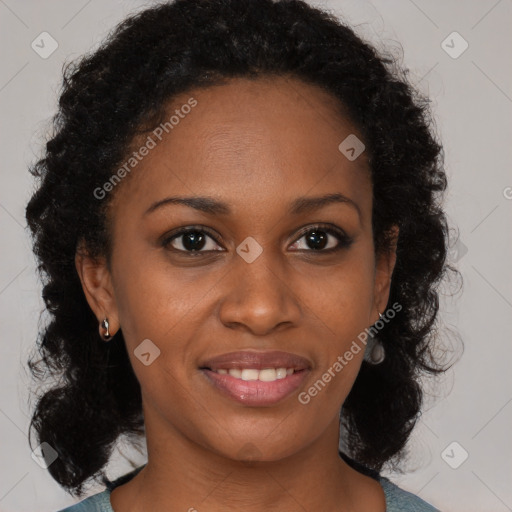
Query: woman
25 0 455 510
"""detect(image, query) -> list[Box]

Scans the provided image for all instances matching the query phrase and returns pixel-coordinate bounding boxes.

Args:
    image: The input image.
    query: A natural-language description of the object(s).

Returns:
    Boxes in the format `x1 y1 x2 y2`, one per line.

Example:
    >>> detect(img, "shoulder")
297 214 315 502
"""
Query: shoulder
379 476 441 512
338 451 441 511
56 489 112 512
56 465 145 512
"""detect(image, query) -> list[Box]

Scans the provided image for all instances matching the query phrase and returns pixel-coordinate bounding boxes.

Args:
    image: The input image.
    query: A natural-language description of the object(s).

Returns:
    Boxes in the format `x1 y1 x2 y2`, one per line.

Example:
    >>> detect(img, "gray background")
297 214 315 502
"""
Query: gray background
1 1 511 511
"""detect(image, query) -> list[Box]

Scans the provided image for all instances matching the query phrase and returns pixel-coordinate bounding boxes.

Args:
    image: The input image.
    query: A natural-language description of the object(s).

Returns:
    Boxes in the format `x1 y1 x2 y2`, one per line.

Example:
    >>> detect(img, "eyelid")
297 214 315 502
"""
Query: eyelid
161 223 353 254
290 222 353 252
161 225 224 250
292 222 349 242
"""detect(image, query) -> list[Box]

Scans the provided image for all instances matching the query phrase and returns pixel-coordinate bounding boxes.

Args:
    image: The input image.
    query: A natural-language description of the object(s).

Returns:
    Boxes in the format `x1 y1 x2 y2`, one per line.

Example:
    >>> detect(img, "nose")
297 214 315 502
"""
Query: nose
218 253 302 337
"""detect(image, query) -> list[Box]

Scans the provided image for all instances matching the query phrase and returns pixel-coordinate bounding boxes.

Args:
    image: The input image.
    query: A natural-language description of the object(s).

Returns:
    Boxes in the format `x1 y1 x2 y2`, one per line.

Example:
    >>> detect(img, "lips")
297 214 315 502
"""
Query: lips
199 350 312 371
200 367 310 406
199 350 312 406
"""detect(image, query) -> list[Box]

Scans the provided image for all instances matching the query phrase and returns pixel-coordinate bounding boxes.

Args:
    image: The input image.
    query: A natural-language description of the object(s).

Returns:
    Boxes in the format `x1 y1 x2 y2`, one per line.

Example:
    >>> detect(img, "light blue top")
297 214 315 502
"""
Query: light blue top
58 463 440 512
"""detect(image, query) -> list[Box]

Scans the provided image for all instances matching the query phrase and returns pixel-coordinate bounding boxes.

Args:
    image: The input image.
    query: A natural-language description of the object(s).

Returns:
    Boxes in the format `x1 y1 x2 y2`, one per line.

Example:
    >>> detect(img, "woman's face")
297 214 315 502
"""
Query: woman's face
78 75 396 462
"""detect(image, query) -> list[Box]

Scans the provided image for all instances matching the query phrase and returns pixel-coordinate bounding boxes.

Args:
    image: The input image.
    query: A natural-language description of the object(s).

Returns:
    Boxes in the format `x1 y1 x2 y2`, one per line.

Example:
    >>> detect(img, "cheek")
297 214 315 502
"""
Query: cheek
113 234 376 348
301 254 375 333
111 244 199 341
296 267 373 414
110 248 220 393
295 249 375 402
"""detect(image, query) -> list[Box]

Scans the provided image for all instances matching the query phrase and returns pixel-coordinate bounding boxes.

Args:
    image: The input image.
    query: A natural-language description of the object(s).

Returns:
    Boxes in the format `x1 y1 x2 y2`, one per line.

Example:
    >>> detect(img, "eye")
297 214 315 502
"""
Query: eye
162 226 223 254
289 223 353 253
162 223 353 256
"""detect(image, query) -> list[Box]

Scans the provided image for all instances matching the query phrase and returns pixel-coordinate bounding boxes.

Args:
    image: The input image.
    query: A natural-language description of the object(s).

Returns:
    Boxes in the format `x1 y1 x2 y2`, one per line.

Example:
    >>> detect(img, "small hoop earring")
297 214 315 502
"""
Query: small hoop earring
100 317 111 342
363 312 385 365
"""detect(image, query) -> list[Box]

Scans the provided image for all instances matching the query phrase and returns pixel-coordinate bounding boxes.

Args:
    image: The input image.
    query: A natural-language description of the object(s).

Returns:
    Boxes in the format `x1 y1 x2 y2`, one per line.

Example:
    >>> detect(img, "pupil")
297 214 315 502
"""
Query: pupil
306 230 327 250
183 231 205 251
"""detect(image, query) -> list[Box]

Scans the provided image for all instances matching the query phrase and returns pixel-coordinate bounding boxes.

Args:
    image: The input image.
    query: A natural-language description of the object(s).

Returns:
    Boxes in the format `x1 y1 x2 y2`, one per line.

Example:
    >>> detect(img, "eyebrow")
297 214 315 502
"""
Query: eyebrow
144 192 361 218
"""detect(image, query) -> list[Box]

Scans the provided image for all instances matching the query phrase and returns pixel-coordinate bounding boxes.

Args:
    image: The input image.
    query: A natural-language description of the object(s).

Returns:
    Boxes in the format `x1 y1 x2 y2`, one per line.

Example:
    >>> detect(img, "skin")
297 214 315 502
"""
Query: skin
76 75 397 512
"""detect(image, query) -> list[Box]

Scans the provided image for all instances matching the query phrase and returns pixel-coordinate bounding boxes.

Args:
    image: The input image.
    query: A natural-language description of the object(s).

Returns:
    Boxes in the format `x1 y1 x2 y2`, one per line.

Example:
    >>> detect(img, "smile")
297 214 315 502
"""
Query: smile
211 367 295 381
200 367 310 406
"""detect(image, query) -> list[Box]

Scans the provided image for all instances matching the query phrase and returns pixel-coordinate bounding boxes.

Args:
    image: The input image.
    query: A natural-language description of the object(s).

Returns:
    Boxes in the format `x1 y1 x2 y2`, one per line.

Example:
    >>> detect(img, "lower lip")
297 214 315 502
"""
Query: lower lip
201 369 310 406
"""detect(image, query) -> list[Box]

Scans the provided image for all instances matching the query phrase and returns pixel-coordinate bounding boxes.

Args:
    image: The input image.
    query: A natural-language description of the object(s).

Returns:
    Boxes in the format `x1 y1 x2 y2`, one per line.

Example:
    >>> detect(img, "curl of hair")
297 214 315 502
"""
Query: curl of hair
25 0 458 496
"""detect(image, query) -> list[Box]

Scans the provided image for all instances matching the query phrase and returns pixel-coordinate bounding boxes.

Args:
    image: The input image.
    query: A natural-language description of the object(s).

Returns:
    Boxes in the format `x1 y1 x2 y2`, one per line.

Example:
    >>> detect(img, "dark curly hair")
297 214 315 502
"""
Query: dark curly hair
25 0 458 498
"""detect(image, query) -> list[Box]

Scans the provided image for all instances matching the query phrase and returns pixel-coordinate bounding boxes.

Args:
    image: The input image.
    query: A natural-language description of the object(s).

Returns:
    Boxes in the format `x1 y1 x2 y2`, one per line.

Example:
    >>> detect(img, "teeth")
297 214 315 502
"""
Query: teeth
241 369 259 381
276 368 287 379
259 368 277 381
213 368 296 382
229 368 242 379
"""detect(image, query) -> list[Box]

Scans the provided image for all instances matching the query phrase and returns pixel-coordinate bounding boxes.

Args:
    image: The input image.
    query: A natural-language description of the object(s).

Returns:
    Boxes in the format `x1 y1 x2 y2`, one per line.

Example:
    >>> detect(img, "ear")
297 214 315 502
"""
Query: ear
372 225 399 322
75 241 119 336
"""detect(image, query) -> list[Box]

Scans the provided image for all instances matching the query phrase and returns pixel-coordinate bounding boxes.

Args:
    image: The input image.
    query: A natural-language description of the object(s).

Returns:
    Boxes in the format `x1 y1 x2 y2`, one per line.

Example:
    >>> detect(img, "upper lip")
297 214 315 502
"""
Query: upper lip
200 350 312 371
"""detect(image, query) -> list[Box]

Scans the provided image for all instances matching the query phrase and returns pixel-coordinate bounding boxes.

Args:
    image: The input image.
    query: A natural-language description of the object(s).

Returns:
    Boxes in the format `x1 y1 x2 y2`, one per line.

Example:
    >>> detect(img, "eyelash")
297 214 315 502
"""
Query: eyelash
161 223 353 256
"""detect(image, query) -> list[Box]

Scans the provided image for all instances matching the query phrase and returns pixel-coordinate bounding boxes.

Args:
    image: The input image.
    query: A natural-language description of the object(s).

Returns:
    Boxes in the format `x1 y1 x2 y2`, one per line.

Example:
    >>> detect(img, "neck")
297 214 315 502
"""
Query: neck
110 407 385 512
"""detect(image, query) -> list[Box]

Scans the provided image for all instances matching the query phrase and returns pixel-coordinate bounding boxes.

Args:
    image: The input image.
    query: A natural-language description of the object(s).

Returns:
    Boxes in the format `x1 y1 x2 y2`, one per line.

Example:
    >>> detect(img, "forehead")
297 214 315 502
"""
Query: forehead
110 75 371 219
